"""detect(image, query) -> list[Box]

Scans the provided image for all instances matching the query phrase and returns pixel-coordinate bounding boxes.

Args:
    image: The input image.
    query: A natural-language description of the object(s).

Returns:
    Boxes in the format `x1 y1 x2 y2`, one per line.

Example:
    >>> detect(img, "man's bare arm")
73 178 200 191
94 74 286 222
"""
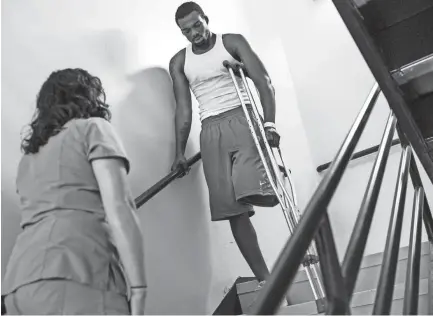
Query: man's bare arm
224 34 276 123
169 50 193 156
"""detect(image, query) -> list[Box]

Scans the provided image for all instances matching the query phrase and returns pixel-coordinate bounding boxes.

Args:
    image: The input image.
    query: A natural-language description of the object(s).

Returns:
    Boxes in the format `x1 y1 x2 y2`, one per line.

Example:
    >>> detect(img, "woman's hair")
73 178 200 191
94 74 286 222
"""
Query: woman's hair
21 68 112 154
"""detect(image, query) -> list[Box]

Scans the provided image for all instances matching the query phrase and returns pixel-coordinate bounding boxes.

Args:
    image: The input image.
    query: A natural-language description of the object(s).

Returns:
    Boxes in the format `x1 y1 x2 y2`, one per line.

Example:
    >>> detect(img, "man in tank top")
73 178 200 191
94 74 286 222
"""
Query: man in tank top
169 1 288 299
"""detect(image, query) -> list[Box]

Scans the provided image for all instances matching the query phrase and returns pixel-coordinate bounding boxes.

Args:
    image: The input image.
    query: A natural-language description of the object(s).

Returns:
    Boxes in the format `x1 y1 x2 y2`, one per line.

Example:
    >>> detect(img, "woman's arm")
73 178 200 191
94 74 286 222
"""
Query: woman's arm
92 158 146 288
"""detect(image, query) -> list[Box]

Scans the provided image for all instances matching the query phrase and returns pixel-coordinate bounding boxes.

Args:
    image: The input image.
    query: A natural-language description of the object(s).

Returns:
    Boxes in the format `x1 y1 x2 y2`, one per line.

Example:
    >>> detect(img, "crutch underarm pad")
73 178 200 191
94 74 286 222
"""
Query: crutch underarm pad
223 60 234 69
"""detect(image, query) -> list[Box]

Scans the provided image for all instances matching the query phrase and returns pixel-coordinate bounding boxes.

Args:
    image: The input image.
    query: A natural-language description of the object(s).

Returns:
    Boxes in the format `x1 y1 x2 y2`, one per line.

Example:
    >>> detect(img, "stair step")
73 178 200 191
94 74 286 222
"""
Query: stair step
278 278 429 315
408 92 433 141
353 0 433 70
392 54 433 100
353 0 433 33
223 242 431 315
283 242 430 304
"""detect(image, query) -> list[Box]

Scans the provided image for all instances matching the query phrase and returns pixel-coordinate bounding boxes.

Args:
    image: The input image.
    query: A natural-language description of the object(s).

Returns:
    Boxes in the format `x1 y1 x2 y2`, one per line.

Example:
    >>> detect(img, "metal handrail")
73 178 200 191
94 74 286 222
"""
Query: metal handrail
342 112 397 298
249 0 433 313
250 82 381 314
332 0 433 184
315 213 350 314
134 152 202 209
372 146 412 314
133 151 289 210
317 139 401 173
250 83 433 314
400 132 433 242
403 187 424 315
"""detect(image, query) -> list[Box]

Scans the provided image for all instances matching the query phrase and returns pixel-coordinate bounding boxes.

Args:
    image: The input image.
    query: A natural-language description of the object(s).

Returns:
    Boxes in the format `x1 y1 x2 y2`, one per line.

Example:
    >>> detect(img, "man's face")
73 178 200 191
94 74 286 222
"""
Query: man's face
178 11 210 46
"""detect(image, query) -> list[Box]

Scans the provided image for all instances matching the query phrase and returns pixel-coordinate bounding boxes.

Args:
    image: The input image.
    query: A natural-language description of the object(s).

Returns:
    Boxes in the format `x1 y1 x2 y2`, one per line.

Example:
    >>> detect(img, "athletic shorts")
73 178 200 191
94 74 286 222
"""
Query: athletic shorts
3 279 130 315
200 106 279 221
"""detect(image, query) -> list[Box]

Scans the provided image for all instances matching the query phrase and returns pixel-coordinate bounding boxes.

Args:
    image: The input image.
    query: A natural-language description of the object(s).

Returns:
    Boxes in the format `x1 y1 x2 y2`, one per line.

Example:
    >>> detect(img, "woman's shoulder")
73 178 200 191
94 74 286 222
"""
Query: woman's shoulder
69 117 112 134
70 117 108 127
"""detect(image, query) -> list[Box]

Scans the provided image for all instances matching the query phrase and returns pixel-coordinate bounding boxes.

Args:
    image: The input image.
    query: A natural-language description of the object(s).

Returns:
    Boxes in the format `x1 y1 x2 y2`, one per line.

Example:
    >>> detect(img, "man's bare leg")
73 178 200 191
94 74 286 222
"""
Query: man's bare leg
229 213 270 282
229 213 293 305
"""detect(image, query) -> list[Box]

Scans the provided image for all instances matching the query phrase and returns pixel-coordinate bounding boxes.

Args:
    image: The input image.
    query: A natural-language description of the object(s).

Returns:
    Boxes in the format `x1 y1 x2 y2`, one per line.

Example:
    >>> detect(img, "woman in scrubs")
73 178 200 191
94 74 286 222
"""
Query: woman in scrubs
2 68 147 315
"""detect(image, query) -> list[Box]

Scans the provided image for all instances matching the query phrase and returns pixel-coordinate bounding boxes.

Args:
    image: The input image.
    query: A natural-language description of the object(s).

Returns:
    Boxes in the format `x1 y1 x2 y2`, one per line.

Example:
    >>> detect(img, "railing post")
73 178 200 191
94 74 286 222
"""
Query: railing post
250 82 380 315
316 139 400 173
422 196 433 243
342 112 397 297
315 213 350 315
403 187 424 315
407 156 433 243
332 0 433 184
396 126 433 242
373 146 412 314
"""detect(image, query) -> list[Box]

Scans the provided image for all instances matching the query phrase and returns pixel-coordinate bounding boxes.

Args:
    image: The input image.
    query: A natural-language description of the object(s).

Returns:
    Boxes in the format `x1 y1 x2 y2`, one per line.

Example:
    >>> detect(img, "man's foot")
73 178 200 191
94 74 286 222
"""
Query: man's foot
256 280 266 291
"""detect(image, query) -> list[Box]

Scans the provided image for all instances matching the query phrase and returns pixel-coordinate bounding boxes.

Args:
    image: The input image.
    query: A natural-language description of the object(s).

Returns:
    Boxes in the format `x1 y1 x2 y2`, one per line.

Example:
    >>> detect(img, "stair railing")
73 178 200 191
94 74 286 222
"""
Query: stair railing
134 152 201 208
249 78 433 314
131 82 432 316
129 2 433 313
250 0 433 313
316 139 401 173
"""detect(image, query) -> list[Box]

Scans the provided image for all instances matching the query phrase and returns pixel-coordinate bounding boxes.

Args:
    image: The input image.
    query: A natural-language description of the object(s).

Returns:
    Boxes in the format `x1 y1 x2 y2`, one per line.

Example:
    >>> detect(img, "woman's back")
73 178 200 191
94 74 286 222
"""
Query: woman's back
3 68 146 315
18 118 105 225
3 117 129 298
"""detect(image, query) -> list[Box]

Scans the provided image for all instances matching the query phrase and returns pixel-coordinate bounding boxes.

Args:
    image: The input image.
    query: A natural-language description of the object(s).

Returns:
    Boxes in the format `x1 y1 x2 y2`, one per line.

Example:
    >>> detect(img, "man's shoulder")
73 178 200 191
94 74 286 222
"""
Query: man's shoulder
222 33 248 50
222 33 247 43
169 48 187 71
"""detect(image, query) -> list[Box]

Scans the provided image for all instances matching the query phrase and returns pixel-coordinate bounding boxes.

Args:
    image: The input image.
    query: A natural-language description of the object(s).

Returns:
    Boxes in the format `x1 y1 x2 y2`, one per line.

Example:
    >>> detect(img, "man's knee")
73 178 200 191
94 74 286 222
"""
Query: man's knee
229 212 249 226
229 213 256 235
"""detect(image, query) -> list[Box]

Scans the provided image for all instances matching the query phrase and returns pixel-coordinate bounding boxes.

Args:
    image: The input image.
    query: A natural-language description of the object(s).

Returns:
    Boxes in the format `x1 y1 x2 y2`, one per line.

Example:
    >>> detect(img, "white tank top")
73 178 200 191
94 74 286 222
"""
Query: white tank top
184 34 250 121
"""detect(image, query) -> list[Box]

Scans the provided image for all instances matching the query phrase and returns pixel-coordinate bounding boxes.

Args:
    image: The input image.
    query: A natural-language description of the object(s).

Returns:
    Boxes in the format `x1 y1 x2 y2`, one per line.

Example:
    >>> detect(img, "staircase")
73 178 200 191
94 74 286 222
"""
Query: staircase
237 1 433 314
118 1 433 315
278 241 432 315
337 0 433 181
215 241 432 315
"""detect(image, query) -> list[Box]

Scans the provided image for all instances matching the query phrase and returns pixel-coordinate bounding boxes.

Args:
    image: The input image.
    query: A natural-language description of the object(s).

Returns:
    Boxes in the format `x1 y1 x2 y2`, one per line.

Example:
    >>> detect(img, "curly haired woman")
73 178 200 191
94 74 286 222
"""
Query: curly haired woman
1 68 147 315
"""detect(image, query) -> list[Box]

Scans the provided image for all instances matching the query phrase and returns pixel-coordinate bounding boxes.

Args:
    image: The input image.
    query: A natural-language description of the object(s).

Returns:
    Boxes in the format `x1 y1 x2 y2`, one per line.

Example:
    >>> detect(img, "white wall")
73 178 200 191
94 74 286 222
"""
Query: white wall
4 0 431 314
1 0 318 314
268 0 433 258
1 1 210 314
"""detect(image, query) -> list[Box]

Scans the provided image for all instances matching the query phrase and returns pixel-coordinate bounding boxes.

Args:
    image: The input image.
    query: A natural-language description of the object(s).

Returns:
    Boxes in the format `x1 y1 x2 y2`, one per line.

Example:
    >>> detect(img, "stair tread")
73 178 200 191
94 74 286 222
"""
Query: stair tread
292 241 430 283
231 242 431 315
277 278 429 315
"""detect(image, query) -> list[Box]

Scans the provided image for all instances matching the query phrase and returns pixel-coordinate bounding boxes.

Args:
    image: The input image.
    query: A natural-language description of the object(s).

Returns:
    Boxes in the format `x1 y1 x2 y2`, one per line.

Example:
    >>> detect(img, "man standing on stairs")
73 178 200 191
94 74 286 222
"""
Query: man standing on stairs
169 1 287 300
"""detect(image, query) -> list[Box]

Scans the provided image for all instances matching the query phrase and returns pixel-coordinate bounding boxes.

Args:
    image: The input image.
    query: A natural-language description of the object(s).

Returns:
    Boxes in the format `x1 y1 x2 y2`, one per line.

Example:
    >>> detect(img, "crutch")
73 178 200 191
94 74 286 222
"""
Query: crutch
224 61 326 312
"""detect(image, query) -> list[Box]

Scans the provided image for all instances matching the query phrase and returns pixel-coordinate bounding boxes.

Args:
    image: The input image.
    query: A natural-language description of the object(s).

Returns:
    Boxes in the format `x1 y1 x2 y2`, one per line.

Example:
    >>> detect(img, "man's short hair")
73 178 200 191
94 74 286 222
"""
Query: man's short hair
175 2 206 26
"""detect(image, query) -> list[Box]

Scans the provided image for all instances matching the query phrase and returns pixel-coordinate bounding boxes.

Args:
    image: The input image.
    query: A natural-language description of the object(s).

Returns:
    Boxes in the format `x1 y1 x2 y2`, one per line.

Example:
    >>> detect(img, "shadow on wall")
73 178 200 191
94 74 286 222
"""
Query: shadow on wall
2 16 213 311
113 66 213 315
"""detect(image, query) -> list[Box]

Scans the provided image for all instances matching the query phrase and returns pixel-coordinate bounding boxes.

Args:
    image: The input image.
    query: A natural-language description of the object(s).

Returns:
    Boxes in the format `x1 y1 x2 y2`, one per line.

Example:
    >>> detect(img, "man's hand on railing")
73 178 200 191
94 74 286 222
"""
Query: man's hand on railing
134 152 201 209
171 154 191 177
